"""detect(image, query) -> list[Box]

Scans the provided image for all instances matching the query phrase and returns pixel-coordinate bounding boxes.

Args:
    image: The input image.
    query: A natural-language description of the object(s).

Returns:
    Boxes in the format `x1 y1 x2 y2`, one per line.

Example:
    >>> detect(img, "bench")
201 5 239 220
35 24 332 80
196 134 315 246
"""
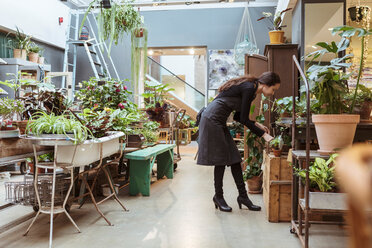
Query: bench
124 144 176 196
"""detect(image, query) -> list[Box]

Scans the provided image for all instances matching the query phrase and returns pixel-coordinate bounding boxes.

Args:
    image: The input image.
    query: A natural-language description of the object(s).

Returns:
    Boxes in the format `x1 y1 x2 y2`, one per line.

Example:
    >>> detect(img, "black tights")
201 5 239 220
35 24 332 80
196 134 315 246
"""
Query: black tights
214 162 247 198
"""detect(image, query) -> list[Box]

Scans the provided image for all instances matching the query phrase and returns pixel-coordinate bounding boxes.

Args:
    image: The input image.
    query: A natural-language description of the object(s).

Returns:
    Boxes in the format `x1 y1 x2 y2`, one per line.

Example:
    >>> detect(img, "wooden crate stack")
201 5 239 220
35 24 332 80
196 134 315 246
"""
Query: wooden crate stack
263 151 292 222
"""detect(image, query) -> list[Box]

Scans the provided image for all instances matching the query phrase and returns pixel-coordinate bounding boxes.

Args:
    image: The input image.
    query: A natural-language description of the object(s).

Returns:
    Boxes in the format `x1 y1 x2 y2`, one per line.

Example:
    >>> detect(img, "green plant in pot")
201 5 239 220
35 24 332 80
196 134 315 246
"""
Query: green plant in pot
257 8 292 44
0 98 24 130
270 135 283 157
345 84 372 120
305 25 372 154
28 42 40 63
8 27 31 60
243 97 268 193
294 154 338 192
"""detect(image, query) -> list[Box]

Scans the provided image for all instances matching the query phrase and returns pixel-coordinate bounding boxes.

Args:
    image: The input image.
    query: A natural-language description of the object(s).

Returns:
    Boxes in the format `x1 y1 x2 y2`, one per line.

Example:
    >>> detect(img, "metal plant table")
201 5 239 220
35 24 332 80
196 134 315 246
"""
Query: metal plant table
20 131 126 248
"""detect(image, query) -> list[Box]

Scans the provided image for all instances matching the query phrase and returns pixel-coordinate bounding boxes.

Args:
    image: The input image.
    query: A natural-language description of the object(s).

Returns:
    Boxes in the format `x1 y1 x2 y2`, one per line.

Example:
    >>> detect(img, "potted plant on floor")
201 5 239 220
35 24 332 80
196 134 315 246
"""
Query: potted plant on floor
257 8 292 44
270 135 283 157
305 25 372 154
8 27 31 60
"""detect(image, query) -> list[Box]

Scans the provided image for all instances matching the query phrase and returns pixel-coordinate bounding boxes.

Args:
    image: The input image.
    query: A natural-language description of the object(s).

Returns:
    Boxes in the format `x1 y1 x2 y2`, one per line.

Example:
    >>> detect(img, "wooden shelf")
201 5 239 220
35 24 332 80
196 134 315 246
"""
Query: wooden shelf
299 192 347 213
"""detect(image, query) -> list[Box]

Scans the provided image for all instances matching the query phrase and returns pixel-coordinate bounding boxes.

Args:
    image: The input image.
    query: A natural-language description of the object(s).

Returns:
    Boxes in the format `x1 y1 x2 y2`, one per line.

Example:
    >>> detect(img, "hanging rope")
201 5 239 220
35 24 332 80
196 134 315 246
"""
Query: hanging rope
234 6 259 66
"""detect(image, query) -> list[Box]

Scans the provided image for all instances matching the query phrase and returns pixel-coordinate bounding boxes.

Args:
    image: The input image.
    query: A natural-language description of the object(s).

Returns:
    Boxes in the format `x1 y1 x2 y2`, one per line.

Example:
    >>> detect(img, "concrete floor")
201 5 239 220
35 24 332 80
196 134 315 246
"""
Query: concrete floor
0 143 348 248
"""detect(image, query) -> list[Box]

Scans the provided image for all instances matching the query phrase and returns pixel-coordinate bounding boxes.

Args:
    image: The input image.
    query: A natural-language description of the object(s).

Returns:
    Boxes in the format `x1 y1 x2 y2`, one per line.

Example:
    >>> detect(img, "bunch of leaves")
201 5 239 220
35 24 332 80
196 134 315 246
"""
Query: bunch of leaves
243 97 268 180
294 154 338 192
272 96 294 116
179 114 196 129
79 108 114 138
140 122 160 143
145 102 168 122
344 84 372 108
109 108 144 133
76 77 135 111
257 8 292 31
0 98 24 119
7 26 32 50
38 152 54 162
270 135 283 150
142 81 175 109
0 71 38 96
26 112 90 144
28 42 41 53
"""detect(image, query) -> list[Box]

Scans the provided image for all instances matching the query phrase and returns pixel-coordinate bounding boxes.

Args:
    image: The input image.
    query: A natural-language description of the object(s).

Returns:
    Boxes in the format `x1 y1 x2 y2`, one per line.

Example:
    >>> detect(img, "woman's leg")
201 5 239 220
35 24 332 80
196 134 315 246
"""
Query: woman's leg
230 162 261 211
214 165 226 197
213 165 232 212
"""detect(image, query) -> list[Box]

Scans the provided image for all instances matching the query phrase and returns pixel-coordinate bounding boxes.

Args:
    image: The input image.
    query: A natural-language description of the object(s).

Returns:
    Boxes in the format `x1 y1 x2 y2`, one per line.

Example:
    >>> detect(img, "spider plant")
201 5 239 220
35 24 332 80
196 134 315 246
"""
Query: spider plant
26 112 90 144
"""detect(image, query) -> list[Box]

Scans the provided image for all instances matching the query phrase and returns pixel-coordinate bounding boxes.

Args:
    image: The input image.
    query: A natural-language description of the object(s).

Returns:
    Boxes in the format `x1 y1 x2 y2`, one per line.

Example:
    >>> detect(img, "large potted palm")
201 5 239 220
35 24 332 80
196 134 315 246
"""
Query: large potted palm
306 26 372 154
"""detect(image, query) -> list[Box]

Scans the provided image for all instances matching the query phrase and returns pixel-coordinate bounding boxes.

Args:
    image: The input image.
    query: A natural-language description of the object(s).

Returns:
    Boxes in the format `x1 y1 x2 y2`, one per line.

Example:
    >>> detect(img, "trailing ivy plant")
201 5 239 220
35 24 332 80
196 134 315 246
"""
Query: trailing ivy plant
26 112 90 144
243 95 268 180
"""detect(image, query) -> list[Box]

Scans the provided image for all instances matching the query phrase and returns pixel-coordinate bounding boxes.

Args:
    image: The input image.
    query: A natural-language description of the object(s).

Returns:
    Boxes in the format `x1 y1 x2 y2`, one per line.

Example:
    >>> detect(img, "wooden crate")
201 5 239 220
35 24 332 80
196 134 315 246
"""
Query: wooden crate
0 138 51 158
263 151 292 222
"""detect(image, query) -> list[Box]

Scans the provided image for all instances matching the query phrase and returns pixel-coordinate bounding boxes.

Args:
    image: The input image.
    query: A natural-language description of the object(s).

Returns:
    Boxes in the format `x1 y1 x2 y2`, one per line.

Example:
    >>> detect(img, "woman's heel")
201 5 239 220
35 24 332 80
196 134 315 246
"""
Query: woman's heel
214 203 218 209
237 196 261 211
213 195 232 212
238 201 242 209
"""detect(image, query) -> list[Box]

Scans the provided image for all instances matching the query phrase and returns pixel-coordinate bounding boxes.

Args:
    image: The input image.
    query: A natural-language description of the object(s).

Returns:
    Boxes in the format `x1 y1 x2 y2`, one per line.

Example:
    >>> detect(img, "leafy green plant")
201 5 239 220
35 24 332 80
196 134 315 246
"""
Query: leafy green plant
26 112 90 144
0 98 24 119
7 27 32 50
272 96 293 116
270 135 283 150
142 81 175 109
243 96 268 180
0 71 38 96
294 154 338 192
28 42 41 53
257 8 292 31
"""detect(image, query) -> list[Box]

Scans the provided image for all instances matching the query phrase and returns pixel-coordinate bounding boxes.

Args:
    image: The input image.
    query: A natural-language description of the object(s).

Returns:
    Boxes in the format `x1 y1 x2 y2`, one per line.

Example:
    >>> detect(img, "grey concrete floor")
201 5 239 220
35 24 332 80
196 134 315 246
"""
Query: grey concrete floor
0 143 347 248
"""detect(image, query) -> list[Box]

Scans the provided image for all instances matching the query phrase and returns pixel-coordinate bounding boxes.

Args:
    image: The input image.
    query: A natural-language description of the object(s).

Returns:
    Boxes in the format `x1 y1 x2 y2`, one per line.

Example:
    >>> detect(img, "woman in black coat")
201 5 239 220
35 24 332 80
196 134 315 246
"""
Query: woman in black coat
197 72 280 212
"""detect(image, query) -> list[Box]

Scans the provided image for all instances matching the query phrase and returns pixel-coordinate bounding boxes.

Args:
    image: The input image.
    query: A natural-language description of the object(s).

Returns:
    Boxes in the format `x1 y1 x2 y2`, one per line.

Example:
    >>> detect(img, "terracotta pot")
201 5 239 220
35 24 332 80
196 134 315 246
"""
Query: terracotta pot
13 49 27 60
14 120 29 135
360 101 372 120
28 52 39 63
38 56 45 64
272 149 282 157
247 175 263 194
269 30 284 44
312 114 360 155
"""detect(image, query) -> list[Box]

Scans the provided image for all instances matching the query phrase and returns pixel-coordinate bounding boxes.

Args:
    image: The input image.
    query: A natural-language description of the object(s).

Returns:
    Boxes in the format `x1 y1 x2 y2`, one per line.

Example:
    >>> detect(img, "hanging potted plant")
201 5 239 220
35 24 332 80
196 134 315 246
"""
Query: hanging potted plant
348 5 371 22
257 8 292 44
306 26 372 154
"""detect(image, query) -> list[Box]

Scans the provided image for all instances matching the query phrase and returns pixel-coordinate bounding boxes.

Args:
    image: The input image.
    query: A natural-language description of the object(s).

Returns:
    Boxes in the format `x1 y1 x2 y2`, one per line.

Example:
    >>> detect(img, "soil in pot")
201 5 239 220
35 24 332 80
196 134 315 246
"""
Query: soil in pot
247 175 263 194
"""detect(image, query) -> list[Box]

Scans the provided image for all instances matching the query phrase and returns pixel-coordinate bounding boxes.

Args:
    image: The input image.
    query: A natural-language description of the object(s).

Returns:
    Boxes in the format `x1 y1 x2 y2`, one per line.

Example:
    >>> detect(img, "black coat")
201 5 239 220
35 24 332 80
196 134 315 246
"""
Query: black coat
197 81 265 166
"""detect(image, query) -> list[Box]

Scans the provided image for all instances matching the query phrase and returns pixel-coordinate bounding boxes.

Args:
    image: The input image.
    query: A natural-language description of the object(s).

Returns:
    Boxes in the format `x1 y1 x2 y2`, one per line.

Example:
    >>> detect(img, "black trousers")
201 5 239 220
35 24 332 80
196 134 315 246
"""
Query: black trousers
214 163 247 198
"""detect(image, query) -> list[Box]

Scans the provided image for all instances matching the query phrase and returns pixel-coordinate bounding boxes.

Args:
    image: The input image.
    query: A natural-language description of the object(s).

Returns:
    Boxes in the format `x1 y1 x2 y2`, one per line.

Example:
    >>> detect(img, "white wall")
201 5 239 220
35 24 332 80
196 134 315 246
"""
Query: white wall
0 0 69 49
161 55 195 86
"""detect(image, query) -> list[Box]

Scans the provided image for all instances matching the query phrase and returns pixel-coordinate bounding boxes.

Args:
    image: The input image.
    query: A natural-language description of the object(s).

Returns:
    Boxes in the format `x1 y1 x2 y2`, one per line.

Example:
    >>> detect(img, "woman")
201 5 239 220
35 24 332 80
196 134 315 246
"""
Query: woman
197 72 280 212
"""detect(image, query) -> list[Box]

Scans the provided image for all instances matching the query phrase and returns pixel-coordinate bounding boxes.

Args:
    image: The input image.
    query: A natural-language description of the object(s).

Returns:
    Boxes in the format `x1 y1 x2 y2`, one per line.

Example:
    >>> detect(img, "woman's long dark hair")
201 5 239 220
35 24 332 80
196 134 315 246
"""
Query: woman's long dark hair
218 72 281 92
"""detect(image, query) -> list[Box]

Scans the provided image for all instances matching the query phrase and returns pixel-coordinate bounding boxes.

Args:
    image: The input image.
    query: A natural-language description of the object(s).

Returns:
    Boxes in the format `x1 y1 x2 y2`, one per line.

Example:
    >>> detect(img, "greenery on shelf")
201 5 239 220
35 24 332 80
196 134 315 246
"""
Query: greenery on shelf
345 84 372 108
294 154 338 192
306 25 372 114
7 27 31 50
257 8 292 31
28 42 41 54
0 98 24 120
26 112 90 144
243 96 268 180
270 135 283 150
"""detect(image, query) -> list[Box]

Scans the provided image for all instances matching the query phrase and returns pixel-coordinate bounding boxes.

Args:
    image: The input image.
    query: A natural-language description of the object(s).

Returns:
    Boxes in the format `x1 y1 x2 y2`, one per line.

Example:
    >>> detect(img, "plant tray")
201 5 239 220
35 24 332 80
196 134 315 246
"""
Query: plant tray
0 130 20 139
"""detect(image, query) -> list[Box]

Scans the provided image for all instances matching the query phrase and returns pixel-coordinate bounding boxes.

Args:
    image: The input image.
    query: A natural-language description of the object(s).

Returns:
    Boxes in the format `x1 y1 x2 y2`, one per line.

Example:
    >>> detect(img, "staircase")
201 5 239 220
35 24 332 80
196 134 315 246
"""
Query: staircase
146 57 205 120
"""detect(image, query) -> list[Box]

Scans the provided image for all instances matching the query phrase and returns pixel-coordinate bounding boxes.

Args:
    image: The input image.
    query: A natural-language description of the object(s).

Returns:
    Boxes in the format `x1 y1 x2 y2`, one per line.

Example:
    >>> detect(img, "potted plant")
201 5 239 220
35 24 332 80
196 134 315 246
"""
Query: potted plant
345 84 372 120
305 26 372 154
26 112 90 144
0 98 24 131
294 154 338 192
28 42 40 63
270 135 283 157
257 8 292 44
38 47 45 64
8 27 31 60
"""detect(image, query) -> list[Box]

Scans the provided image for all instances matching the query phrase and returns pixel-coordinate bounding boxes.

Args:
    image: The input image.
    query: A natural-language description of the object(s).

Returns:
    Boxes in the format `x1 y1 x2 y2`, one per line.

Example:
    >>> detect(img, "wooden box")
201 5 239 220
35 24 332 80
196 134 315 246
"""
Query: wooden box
263 151 292 222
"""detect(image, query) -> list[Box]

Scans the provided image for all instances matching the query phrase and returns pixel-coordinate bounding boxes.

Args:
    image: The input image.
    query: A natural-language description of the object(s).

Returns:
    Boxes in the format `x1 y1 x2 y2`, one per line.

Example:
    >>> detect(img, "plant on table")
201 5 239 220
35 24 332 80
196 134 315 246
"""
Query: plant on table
0 71 39 97
270 135 283 157
294 154 338 192
344 84 372 119
7 27 31 58
26 112 90 144
257 8 292 31
0 98 24 130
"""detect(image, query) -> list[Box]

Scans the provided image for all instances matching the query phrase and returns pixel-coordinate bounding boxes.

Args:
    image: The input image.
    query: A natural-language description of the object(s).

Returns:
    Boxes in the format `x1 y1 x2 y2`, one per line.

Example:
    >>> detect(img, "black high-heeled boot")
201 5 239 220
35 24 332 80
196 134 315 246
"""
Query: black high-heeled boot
213 195 232 212
237 196 261 211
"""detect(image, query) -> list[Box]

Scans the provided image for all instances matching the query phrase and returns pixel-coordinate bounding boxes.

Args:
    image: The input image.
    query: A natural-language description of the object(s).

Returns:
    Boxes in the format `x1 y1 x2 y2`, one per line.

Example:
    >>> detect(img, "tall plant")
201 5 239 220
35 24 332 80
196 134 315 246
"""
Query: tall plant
131 26 148 100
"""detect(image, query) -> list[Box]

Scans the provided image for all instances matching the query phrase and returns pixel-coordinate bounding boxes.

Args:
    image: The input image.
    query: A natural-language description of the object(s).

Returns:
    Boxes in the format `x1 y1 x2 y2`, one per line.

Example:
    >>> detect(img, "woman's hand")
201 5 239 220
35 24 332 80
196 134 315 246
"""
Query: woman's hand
262 133 274 143
255 122 270 134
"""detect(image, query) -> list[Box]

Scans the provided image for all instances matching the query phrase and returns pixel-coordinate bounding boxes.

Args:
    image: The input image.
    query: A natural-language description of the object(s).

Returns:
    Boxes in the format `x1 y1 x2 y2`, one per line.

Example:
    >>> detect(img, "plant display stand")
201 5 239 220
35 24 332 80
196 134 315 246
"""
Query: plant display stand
262 151 292 222
20 131 125 248
125 144 176 196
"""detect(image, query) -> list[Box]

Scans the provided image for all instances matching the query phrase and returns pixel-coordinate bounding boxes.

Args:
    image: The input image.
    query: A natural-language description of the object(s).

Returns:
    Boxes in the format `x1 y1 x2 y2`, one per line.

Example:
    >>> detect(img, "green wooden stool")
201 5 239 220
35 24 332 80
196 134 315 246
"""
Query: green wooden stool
125 144 176 196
